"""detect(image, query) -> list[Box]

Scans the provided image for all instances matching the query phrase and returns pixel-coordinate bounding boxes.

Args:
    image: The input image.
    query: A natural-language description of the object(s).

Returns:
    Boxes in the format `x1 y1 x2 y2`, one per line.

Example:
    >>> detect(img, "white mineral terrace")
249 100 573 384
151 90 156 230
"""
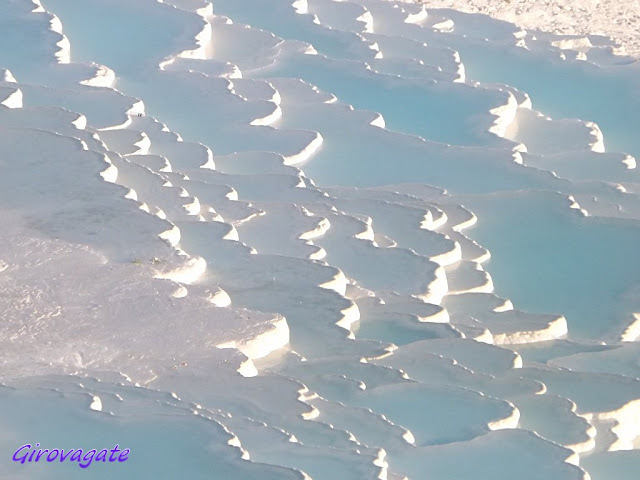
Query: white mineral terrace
1 0 640 479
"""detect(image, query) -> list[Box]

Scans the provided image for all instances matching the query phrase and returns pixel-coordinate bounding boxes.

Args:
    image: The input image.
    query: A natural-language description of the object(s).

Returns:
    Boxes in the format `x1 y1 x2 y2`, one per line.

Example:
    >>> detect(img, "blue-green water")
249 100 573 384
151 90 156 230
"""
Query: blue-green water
4 1 640 479
449 38 640 160
467 191 640 340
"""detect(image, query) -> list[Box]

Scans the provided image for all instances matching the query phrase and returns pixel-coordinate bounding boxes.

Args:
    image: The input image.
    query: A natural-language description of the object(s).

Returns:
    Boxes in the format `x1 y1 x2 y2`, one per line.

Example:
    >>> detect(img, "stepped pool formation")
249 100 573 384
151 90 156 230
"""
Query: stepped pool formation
2 0 640 478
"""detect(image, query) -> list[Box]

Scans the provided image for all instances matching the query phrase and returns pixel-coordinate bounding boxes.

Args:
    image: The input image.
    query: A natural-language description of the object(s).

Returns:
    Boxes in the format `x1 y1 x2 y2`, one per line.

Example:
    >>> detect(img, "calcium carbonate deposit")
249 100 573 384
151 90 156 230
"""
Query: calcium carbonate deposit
1 0 640 479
